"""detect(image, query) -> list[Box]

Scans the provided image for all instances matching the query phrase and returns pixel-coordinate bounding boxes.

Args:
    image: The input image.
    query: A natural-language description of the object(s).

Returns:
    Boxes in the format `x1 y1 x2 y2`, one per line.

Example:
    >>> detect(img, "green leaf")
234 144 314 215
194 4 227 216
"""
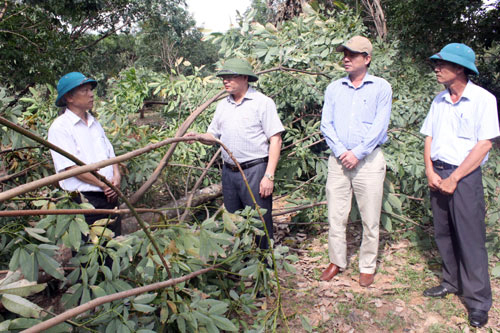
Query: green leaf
1 294 43 318
7 318 41 329
210 315 237 331
300 315 313 332
0 280 47 297
19 249 37 282
55 214 72 238
68 221 82 251
0 320 11 331
101 265 113 281
25 228 50 243
492 264 500 278
133 293 157 304
8 248 20 271
36 251 64 280
133 303 156 313
381 213 393 232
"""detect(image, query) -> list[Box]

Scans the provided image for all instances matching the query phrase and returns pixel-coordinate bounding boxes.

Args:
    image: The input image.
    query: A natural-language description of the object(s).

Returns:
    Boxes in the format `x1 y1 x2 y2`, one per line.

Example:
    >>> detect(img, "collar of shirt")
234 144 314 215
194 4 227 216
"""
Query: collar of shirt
226 86 257 105
63 108 95 127
441 80 473 104
340 73 375 89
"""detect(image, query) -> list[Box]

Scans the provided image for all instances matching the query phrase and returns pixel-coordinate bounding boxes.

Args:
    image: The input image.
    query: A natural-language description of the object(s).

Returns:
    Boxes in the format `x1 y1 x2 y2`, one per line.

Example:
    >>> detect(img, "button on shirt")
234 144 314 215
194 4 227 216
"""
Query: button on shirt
47 109 116 192
208 87 284 164
321 73 393 160
420 81 499 166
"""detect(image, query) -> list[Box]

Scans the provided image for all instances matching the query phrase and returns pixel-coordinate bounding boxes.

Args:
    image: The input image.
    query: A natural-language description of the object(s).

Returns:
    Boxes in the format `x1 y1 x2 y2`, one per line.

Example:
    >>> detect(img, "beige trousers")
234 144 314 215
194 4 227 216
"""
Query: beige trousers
326 148 386 274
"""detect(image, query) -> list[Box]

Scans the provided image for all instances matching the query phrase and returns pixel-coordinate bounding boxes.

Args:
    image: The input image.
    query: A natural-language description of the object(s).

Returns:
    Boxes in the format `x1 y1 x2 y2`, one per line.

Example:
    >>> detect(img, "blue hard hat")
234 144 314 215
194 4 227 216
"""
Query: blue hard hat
55 72 97 107
430 43 479 75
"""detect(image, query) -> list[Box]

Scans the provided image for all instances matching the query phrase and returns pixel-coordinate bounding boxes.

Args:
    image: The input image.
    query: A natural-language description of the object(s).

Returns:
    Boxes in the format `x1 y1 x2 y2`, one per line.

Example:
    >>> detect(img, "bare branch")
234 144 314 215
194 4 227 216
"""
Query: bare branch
0 0 7 21
179 148 221 223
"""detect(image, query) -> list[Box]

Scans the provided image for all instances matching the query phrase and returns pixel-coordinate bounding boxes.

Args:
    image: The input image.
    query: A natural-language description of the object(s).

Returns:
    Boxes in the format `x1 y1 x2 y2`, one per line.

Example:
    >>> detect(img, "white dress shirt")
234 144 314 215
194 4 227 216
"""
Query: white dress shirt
420 81 499 166
47 109 116 192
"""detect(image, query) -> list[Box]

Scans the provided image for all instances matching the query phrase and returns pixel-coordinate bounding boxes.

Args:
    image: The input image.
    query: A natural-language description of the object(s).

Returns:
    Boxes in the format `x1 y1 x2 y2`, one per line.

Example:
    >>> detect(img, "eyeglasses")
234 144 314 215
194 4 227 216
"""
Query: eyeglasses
219 75 241 80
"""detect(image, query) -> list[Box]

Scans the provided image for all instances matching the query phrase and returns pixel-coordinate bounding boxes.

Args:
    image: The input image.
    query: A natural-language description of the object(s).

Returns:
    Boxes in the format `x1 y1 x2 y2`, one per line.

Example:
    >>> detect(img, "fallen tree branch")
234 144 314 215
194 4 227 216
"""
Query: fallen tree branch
22 265 218 333
272 201 326 217
128 90 227 205
0 208 163 217
179 148 221 223
0 136 201 202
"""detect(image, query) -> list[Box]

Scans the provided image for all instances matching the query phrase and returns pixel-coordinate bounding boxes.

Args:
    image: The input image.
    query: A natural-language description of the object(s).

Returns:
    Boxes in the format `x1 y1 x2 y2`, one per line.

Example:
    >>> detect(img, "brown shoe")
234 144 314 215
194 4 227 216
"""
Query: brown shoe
320 263 340 281
359 273 375 287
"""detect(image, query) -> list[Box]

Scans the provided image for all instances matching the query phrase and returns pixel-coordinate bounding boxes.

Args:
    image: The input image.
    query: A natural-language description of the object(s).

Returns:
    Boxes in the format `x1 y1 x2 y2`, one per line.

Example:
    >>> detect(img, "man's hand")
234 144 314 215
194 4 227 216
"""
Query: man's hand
438 176 458 195
184 132 215 145
339 151 359 169
426 169 442 191
259 176 274 198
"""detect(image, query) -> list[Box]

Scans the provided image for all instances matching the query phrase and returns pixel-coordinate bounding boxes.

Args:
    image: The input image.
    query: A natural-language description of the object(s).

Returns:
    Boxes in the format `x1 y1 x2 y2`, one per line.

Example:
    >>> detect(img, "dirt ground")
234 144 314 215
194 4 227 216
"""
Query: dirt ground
269 224 500 332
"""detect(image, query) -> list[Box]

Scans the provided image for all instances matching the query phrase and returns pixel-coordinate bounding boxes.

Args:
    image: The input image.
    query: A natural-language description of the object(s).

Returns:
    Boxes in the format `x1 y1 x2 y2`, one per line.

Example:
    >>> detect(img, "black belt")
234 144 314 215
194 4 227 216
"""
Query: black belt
225 157 268 172
433 160 458 170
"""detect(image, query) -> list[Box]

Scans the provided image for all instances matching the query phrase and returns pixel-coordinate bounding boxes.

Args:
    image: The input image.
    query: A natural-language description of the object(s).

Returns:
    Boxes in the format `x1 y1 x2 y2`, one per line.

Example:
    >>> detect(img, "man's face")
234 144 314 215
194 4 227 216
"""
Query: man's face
65 83 94 110
343 50 371 75
220 74 248 96
432 60 464 85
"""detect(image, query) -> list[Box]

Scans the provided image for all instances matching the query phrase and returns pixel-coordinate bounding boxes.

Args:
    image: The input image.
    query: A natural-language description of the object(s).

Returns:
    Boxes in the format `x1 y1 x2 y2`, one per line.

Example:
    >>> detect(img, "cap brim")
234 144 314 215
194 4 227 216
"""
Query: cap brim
430 53 479 75
55 79 97 107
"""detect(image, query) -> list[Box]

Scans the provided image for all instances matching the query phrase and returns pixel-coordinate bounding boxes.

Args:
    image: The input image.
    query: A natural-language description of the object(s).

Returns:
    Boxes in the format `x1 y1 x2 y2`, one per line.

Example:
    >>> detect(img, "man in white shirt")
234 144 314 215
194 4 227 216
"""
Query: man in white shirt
420 43 499 328
48 72 121 235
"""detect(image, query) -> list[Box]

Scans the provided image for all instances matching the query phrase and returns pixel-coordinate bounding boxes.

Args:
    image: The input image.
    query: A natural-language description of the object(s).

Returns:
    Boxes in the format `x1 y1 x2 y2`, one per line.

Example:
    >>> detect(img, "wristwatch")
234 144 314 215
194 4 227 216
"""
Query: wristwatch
264 173 275 181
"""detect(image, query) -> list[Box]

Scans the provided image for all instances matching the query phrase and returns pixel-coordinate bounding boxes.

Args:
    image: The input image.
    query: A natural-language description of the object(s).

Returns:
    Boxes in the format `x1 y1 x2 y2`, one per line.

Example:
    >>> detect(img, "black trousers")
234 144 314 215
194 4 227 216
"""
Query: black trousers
75 192 122 236
222 162 273 250
430 165 491 311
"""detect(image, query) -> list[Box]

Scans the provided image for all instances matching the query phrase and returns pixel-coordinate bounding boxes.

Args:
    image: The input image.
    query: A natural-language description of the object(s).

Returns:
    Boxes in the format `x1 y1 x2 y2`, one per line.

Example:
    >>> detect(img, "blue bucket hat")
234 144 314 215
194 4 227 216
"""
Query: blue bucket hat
430 43 479 75
55 72 97 107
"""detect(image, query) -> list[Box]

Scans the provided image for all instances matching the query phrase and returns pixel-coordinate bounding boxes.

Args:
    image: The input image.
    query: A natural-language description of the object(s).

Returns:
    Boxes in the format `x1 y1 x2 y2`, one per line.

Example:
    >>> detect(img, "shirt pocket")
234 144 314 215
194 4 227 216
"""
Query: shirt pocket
457 116 473 139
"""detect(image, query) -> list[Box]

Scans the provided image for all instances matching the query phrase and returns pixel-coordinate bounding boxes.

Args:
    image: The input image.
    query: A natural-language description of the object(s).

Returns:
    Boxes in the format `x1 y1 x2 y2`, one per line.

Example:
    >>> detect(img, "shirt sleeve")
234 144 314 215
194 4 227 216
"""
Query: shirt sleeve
477 93 500 140
207 103 222 139
420 105 434 138
261 97 284 138
320 83 348 157
351 81 393 160
47 122 77 173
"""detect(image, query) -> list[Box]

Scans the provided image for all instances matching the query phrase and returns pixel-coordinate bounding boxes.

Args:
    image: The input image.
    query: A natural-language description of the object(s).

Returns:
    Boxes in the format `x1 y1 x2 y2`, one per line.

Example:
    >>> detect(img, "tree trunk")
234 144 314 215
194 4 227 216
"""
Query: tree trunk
121 183 222 234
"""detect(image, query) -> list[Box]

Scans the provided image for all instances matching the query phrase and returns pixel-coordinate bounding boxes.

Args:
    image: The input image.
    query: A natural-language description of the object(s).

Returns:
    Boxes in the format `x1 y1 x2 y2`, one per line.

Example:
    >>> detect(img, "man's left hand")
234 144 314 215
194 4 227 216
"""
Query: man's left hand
339 151 359 169
259 177 274 198
438 176 458 195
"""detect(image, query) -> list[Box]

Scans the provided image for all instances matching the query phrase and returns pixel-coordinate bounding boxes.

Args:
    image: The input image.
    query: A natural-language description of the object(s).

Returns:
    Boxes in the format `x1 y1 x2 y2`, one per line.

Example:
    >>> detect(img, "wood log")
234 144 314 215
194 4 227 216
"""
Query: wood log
121 183 222 234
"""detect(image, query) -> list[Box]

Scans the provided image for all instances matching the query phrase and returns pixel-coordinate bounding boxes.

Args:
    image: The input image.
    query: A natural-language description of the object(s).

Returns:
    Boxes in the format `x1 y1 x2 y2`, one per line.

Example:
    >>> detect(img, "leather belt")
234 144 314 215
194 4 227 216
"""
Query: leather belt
225 157 268 172
433 160 458 170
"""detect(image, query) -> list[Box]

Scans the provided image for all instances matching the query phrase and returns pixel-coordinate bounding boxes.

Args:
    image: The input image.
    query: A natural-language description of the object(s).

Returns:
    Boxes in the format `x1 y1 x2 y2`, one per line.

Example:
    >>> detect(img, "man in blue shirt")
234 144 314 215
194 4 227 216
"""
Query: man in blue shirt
320 36 392 287
420 43 499 328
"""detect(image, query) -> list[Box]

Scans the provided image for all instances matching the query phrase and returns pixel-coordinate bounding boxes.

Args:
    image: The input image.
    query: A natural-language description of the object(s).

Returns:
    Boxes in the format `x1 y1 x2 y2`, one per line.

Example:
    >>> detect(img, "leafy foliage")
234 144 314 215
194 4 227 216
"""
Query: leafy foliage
0 2 499 331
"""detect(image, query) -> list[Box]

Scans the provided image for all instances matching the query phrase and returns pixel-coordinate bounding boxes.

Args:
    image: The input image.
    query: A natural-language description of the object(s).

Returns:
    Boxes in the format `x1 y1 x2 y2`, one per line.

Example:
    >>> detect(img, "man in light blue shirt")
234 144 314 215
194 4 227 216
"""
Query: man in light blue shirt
320 36 392 287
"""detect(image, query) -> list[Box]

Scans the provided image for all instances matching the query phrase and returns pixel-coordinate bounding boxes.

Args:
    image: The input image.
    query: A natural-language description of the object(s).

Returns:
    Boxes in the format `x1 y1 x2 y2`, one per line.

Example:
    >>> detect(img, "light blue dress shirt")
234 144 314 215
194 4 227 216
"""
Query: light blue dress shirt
321 73 392 160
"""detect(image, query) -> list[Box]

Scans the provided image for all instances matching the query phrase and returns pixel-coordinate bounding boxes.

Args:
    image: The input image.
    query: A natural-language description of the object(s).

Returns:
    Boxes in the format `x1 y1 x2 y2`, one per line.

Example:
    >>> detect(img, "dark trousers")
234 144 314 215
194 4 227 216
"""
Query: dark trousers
222 162 273 250
430 165 491 311
75 192 122 237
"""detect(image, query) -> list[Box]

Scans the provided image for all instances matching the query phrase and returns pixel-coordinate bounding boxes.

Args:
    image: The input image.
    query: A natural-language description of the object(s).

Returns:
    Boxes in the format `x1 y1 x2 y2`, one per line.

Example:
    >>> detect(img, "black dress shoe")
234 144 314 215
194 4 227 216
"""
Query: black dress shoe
423 285 454 298
468 309 488 328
